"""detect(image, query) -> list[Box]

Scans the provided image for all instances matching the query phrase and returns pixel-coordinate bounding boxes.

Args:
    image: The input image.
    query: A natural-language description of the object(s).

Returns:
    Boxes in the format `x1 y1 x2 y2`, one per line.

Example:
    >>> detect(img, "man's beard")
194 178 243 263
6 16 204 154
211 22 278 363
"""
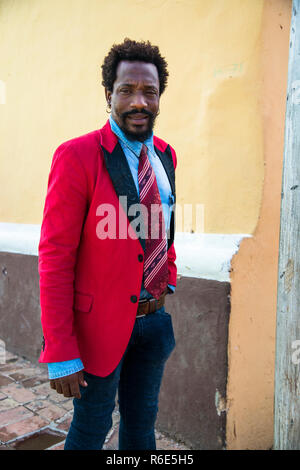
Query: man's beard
116 109 157 142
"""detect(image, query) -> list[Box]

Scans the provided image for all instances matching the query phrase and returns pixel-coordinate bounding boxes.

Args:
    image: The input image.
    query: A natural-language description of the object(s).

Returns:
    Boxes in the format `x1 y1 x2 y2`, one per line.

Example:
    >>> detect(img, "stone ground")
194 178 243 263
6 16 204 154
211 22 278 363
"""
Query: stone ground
0 350 190 450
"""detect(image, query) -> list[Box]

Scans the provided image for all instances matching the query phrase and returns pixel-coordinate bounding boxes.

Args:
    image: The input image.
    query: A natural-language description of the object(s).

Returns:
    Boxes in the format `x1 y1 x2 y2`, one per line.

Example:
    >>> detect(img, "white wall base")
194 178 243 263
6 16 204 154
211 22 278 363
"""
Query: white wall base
0 223 251 282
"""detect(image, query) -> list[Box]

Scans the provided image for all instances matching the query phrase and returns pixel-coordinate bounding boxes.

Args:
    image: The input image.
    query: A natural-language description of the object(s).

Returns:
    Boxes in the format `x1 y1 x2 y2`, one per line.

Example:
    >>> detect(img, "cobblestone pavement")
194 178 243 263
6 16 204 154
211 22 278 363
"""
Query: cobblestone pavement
0 351 190 450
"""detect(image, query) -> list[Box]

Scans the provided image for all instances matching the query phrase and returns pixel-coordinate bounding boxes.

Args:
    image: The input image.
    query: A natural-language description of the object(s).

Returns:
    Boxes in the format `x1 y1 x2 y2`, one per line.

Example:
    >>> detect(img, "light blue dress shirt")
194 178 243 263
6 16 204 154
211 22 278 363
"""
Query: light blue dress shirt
47 117 175 379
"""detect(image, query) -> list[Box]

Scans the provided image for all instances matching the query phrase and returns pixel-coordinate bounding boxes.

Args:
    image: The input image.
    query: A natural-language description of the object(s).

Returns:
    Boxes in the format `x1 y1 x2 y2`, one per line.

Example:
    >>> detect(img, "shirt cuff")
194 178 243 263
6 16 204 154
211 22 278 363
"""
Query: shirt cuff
167 284 175 294
47 358 84 379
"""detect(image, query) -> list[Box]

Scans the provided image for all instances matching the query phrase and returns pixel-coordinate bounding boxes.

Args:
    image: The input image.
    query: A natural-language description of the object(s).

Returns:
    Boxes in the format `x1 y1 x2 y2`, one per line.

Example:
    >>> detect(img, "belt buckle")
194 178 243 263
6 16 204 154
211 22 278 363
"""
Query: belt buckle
137 297 157 318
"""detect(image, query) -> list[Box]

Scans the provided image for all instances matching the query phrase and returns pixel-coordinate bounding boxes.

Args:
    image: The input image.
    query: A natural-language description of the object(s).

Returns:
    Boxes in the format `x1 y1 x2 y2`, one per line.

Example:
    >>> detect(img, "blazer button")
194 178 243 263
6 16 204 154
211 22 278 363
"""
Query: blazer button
130 295 137 303
138 254 143 262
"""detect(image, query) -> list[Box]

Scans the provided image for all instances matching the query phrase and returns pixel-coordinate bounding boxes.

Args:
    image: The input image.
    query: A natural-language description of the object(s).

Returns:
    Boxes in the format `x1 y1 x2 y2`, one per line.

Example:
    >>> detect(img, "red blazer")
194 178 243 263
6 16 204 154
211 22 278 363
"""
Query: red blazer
38 120 177 377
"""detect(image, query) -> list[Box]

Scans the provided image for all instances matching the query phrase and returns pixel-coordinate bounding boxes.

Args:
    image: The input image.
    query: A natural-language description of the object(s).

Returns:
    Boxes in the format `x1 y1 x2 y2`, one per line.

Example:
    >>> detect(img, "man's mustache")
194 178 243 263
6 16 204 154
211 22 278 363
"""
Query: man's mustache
121 109 155 120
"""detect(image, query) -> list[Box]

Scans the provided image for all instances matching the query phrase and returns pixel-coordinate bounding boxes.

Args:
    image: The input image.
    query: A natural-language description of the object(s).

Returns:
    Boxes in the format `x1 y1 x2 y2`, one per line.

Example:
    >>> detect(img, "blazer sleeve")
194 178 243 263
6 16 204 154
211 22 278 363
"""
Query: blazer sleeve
38 142 88 363
167 145 177 287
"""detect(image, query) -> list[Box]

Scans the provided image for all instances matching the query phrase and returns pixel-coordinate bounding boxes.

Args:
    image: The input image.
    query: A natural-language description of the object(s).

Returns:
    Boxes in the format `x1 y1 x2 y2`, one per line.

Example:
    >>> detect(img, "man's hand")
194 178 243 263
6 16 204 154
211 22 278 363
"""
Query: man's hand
50 371 88 399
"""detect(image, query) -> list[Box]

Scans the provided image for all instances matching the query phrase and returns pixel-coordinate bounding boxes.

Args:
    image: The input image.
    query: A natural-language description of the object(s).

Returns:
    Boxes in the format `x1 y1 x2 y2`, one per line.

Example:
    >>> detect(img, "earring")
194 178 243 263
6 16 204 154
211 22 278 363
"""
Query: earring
106 102 111 114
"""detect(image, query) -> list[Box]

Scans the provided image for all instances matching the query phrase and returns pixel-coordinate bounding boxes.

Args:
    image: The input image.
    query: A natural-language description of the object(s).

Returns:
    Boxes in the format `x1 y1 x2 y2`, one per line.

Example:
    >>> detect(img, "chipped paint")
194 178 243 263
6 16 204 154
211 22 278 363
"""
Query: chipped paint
215 389 227 416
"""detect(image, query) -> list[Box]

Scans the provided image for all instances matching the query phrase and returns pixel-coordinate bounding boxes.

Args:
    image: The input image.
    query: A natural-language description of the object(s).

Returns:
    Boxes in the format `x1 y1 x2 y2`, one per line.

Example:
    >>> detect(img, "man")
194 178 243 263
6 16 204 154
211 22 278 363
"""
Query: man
38 38 177 450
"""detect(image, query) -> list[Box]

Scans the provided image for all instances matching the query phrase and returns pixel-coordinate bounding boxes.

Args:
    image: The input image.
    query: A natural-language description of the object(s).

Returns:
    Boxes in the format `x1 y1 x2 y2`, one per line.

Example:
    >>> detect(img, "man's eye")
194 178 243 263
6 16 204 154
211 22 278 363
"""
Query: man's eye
120 89 130 94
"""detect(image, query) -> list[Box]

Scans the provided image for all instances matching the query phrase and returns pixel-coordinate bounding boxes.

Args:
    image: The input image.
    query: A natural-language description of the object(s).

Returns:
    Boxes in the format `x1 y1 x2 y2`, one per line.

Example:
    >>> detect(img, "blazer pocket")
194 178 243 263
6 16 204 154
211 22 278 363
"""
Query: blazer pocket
73 291 94 313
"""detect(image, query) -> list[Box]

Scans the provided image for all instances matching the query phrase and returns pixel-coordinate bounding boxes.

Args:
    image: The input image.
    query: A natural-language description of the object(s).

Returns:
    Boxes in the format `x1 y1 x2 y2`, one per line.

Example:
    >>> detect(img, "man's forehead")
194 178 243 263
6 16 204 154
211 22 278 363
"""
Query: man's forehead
115 61 159 85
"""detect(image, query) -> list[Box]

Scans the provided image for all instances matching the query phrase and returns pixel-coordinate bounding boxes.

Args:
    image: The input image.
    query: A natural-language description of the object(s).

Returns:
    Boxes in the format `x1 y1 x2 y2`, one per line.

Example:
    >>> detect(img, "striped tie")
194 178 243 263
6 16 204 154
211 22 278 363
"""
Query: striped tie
138 144 168 300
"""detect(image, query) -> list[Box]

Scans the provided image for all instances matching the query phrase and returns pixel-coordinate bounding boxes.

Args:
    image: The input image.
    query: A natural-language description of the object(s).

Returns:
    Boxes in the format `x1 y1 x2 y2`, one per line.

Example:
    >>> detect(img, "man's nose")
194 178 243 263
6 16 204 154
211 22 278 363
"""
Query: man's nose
130 92 147 109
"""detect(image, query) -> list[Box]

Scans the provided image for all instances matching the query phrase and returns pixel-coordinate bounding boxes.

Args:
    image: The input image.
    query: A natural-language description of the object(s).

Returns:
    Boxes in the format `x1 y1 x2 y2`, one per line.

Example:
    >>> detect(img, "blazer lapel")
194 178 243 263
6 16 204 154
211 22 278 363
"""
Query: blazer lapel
100 123 146 251
154 144 176 197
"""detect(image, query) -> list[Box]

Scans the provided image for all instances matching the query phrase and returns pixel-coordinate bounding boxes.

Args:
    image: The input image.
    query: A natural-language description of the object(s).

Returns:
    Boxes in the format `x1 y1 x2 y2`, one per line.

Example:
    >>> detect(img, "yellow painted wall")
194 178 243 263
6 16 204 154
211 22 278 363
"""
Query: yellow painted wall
0 0 292 449
0 0 264 234
226 0 292 449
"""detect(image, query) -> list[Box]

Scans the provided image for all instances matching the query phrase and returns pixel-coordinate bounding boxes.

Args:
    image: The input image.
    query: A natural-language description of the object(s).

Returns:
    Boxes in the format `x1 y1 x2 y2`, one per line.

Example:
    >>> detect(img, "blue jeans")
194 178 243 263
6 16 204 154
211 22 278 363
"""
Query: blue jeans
64 305 176 450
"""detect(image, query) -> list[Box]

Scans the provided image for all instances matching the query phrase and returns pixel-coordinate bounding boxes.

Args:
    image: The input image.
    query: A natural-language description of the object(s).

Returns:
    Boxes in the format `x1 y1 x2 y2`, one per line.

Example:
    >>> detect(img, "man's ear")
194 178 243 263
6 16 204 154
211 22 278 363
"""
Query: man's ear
105 89 111 105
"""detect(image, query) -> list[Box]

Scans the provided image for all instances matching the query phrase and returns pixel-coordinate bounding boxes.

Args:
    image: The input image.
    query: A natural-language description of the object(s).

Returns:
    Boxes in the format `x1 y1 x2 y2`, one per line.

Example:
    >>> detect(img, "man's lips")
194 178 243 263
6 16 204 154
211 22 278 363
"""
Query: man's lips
126 114 149 125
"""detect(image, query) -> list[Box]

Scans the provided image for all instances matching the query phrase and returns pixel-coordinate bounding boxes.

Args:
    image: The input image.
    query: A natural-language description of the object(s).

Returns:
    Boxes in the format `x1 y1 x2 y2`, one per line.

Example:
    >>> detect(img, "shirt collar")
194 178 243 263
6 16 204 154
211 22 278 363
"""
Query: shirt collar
109 115 155 157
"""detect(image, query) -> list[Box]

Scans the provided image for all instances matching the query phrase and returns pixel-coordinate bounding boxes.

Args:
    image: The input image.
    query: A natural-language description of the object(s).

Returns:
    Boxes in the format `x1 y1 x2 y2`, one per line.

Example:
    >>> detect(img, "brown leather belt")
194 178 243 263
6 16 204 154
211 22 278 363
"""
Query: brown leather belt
136 289 168 317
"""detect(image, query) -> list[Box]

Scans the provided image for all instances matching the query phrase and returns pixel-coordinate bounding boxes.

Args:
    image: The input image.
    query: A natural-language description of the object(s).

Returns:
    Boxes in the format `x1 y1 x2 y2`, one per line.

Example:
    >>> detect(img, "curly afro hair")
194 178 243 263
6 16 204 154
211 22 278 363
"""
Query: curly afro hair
101 38 169 95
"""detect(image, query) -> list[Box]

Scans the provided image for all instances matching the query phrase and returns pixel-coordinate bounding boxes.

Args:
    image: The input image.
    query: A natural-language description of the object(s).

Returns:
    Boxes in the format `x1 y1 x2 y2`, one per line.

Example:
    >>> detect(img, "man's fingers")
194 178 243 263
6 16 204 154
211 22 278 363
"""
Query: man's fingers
55 381 63 394
69 378 81 399
61 380 72 398
78 370 88 387
69 371 88 399
49 371 87 398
